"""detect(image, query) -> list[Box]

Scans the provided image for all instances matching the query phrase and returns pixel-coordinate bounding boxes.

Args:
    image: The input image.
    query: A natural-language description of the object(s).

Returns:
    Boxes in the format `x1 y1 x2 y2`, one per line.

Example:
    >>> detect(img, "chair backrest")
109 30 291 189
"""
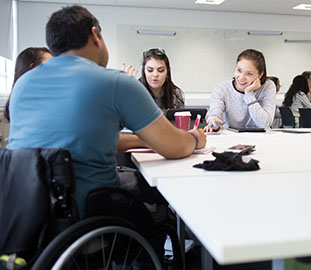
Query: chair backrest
279 106 296 128
299 108 311 128
86 187 155 235
0 148 77 265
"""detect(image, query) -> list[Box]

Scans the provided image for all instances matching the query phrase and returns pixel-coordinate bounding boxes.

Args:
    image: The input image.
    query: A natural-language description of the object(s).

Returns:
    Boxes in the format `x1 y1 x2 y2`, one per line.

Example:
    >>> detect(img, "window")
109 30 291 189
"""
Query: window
0 0 16 97
0 56 14 95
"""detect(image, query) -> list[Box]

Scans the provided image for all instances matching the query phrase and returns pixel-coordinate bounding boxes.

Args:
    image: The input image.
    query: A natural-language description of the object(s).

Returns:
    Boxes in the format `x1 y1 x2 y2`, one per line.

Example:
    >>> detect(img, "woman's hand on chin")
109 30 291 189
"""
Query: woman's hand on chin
245 78 261 93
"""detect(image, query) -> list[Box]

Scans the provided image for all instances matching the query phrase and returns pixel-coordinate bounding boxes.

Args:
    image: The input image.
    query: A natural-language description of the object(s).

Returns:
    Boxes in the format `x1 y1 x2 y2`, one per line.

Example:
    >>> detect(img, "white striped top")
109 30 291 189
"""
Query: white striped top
208 79 276 128
291 91 311 117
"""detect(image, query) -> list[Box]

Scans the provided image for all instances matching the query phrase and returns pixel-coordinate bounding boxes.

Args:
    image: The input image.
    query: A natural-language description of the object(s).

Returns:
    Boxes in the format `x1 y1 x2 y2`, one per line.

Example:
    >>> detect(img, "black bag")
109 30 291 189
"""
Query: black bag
0 148 78 268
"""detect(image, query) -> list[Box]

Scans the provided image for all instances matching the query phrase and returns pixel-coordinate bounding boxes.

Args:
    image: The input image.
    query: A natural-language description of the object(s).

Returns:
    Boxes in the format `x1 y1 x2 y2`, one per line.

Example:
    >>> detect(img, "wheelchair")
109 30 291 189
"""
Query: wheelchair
0 148 182 270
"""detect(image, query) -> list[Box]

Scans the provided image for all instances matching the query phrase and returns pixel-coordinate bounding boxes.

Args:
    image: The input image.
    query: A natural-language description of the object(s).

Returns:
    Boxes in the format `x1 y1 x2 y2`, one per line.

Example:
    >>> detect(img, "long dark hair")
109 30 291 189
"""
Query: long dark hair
237 49 267 85
283 75 309 106
139 48 182 109
302 71 311 80
267 76 280 92
3 47 51 122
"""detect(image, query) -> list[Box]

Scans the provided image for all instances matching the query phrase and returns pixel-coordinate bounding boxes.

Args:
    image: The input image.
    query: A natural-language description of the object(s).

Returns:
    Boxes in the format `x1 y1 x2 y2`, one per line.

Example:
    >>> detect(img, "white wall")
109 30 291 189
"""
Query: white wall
17 2 311 100
18 2 311 65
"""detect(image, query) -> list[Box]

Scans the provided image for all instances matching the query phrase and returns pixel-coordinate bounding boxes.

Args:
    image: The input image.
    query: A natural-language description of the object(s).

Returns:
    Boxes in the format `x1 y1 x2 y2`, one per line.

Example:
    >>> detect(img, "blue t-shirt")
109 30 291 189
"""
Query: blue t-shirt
8 56 162 215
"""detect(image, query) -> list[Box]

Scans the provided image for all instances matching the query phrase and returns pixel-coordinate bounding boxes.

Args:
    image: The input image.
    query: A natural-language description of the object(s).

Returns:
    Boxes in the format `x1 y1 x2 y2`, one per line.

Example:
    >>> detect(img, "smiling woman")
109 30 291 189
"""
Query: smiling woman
204 48 277 132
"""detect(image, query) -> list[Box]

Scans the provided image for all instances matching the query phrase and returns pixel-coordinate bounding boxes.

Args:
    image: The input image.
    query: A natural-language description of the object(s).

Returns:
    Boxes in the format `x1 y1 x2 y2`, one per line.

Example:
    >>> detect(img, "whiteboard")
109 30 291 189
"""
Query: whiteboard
117 25 311 94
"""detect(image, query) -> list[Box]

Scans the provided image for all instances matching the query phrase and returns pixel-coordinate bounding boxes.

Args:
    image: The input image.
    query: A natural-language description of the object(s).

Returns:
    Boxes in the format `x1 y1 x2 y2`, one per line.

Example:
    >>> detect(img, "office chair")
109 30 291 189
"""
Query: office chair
298 108 311 128
279 106 296 128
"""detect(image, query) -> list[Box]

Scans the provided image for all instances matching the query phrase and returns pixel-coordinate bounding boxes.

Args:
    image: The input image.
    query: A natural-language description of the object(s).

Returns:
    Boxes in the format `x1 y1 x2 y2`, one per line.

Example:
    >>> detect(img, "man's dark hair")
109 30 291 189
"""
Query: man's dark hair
46 5 102 56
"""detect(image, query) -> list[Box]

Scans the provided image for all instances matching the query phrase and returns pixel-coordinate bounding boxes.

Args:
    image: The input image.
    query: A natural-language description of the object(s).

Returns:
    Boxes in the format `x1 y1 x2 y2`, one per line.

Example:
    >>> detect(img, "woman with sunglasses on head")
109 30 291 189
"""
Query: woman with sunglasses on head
204 49 276 132
139 48 184 112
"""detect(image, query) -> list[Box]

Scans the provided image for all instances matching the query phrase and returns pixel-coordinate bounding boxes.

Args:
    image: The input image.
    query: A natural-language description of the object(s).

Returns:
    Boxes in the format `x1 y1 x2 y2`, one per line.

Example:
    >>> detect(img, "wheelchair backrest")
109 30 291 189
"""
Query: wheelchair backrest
0 148 77 266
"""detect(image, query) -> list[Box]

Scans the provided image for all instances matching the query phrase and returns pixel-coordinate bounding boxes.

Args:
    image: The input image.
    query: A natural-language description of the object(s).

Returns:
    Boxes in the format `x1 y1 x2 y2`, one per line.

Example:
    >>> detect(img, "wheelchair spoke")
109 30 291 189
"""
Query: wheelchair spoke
101 234 106 268
73 259 81 270
128 247 144 268
106 232 118 269
122 236 133 269
36 221 163 270
83 245 89 270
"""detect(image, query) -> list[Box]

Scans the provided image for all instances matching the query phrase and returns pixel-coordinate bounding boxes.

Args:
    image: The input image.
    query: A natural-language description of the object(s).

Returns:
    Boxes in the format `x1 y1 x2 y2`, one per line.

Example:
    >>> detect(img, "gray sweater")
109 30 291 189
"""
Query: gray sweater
208 79 276 128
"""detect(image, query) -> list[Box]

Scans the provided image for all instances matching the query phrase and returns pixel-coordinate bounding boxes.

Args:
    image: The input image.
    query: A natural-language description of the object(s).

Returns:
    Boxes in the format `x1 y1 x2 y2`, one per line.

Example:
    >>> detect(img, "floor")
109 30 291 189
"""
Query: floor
184 246 311 270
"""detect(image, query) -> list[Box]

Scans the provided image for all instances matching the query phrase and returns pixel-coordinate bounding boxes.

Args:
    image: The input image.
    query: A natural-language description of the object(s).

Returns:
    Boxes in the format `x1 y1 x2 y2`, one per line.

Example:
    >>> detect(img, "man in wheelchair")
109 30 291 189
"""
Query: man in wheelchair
1 5 206 269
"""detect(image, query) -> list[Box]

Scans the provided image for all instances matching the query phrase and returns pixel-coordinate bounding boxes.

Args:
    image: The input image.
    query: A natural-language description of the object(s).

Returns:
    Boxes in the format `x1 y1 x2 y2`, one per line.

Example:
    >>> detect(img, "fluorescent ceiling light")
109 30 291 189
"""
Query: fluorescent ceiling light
293 4 311 10
137 30 176 36
195 0 226 5
248 31 283 36
284 39 311 43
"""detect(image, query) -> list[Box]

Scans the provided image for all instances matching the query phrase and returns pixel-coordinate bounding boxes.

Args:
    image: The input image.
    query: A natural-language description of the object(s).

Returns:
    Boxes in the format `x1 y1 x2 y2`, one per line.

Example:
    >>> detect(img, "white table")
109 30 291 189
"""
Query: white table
131 130 311 269
157 172 311 269
131 130 311 187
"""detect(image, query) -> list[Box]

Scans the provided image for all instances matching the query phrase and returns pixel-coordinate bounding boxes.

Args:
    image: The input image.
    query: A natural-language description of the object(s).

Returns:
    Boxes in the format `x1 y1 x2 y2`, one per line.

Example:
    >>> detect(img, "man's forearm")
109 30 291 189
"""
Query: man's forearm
117 133 147 152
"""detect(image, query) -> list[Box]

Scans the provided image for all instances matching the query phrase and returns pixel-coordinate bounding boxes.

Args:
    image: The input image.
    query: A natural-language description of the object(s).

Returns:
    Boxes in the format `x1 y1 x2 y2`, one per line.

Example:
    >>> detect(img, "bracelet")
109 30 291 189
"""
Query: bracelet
189 133 199 150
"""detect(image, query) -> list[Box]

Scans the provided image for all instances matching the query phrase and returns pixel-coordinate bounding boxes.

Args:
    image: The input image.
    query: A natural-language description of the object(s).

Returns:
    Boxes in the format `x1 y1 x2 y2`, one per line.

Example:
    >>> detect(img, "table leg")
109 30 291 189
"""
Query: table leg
272 259 284 270
177 215 185 270
202 247 214 270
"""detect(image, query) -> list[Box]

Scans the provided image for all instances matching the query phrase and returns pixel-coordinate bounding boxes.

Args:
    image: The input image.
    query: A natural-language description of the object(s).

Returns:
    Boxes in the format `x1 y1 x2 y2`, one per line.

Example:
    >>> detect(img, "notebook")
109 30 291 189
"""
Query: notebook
227 126 266 133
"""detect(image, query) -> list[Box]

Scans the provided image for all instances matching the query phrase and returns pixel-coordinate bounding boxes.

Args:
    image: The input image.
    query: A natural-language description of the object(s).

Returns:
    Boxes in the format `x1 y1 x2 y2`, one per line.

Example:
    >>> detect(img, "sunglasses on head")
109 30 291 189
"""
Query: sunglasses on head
143 48 166 58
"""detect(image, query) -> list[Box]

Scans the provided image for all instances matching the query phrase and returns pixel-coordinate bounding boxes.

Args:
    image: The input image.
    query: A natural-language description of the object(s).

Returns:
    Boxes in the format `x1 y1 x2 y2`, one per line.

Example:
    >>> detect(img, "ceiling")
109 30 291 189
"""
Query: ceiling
20 0 311 16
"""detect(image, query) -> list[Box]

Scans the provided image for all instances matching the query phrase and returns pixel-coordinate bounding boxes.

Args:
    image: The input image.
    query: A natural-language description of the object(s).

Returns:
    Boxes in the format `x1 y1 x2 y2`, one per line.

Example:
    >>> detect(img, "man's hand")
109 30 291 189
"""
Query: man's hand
188 129 207 149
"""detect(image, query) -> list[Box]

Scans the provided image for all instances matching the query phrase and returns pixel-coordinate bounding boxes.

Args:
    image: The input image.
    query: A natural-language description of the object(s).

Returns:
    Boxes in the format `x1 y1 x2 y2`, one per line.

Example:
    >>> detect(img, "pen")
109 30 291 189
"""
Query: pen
210 122 226 128
193 114 201 129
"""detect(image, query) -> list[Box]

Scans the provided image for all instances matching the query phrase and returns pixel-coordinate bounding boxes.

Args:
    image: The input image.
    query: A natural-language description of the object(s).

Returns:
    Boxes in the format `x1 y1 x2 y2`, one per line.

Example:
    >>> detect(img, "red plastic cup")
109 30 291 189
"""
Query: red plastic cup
174 111 191 130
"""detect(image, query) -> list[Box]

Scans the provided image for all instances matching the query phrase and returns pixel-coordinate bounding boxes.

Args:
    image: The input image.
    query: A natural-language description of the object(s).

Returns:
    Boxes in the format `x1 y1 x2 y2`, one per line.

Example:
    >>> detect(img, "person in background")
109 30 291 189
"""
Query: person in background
119 49 185 182
283 75 311 126
267 76 282 128
3 47 52 122
267 76 281 93
138 48 184 112
119 50 186 212
7 5 206 217
204 49 276 132
301 71 311 101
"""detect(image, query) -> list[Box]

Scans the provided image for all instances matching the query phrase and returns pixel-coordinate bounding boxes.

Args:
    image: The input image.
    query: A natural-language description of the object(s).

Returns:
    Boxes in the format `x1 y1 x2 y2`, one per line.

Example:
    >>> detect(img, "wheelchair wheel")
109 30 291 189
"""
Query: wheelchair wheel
32 216 162 270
